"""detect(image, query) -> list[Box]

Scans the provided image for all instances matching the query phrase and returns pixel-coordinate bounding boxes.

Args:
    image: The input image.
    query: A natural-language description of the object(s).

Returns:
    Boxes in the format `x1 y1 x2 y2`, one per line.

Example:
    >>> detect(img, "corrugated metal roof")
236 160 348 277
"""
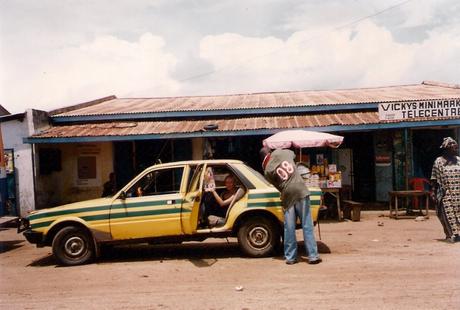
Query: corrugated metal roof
53 81 460 117
35 111 460 140
33 112 378 139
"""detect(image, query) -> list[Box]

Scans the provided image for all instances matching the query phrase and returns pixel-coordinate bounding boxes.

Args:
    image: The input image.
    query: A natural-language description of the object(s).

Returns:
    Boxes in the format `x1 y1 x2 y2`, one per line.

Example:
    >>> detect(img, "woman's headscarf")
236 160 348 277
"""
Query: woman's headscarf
440 137 458 149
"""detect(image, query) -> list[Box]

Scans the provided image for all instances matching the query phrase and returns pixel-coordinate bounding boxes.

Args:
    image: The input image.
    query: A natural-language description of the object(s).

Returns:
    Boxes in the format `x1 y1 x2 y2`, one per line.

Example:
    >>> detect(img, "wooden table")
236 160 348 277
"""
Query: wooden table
389 190 430 219
321 187 342 221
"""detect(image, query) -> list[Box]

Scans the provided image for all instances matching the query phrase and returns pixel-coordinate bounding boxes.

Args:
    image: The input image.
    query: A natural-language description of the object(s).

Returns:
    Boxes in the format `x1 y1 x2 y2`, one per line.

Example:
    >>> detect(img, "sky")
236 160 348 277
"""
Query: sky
0 0 459 114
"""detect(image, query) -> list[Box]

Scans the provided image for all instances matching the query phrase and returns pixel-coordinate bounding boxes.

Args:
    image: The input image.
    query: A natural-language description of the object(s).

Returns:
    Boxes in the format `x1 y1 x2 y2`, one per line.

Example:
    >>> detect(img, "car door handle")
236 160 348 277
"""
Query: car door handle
167 200 176 205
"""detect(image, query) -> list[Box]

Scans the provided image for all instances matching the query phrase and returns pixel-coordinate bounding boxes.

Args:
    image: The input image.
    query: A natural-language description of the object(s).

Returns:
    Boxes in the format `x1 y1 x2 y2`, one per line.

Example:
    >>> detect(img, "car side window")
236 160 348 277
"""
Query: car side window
127 167 184 197
187 165 203 192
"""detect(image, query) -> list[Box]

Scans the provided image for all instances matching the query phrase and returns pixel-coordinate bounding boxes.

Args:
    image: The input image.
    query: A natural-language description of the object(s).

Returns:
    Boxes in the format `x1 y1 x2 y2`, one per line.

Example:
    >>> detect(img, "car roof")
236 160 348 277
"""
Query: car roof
149 159 244 169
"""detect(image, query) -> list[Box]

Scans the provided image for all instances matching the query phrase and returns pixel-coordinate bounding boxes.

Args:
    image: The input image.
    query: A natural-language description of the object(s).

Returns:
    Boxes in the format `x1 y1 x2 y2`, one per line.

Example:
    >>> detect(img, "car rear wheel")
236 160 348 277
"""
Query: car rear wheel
237 216 280 257
52 226 95 266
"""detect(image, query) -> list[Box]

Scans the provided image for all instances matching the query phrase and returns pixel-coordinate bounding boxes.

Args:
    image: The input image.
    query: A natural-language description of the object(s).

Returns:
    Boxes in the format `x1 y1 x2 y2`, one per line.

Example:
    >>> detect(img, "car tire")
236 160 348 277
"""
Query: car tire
237 216 280 257
52 226 95 266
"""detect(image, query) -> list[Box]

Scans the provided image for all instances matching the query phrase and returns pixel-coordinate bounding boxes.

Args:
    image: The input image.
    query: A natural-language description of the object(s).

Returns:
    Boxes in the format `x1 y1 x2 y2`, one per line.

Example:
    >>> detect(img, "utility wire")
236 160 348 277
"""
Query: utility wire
177 0 415 84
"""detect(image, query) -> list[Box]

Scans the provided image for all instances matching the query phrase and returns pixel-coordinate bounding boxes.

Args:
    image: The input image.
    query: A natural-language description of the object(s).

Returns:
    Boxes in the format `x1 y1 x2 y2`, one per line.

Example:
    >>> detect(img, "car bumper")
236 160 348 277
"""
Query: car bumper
23 230 44 245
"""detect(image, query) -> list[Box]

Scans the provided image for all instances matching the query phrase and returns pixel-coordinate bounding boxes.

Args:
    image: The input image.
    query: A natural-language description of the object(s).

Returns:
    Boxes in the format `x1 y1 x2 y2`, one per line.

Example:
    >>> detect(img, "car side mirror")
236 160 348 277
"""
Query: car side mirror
119 191 127 200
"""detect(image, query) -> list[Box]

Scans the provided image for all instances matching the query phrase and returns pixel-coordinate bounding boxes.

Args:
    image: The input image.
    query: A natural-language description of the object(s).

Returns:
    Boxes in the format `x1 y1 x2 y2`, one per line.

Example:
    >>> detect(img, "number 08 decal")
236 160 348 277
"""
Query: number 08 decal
276 161 294 181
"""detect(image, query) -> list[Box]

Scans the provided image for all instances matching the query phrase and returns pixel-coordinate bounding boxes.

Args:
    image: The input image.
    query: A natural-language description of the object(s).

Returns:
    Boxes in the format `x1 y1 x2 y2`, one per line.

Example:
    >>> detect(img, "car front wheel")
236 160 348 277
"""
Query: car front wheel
237 216 280 257
52 226 95 266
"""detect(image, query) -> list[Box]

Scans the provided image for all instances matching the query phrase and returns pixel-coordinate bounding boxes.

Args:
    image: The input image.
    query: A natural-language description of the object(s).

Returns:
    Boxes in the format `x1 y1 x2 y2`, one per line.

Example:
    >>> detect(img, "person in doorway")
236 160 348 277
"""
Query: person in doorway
431 137 460 243
260 146 322 265
102 172 117 197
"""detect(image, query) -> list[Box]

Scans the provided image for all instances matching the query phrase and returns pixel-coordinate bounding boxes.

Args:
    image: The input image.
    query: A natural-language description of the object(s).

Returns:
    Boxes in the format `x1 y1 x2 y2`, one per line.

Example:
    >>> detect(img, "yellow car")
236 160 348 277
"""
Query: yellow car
18 160 321 266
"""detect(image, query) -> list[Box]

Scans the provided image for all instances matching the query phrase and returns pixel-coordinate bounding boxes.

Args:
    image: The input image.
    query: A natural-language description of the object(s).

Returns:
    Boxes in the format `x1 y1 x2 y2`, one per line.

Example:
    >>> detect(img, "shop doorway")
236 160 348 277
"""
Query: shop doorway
344 132 375 201
113 141 135 191
412 129 456 180
1 149 18 216
113 139 193 190
209 136 266 172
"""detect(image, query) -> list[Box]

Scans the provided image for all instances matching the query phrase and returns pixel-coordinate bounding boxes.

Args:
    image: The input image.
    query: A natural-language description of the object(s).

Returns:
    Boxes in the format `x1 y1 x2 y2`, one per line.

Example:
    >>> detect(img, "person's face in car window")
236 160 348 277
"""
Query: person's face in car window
225 176 236 192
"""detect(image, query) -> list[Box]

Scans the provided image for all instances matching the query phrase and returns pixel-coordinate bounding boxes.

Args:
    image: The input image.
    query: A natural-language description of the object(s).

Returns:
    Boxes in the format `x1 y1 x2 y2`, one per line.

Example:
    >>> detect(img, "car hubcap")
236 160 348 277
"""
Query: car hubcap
248 226 270 249
64 236 86 257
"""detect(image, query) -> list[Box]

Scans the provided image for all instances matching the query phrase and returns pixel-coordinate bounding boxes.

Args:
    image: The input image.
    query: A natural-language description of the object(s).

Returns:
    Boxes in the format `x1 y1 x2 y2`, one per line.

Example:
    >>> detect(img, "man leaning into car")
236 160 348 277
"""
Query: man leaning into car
260 147 322 265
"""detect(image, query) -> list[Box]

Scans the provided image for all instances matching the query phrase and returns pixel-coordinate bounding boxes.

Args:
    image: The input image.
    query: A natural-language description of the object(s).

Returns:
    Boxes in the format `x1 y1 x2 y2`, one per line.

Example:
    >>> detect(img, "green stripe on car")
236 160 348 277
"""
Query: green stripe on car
106 208 183 220
30 206 189 229
248 192 280 199
29 199 183 221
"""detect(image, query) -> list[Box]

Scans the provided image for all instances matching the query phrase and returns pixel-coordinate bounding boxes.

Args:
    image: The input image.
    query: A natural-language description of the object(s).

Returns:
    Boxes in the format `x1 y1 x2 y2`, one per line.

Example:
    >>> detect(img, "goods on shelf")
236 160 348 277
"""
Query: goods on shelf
300 162 342 188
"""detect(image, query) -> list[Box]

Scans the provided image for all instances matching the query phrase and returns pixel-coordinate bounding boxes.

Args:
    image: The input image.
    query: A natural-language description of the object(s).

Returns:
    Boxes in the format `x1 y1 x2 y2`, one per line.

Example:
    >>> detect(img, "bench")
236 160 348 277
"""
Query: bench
342 200 364 221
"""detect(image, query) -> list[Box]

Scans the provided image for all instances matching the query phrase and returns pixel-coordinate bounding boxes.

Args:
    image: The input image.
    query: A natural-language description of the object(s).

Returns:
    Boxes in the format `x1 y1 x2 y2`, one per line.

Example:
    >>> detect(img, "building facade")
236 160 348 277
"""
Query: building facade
0 110 49 216
3 81 459 215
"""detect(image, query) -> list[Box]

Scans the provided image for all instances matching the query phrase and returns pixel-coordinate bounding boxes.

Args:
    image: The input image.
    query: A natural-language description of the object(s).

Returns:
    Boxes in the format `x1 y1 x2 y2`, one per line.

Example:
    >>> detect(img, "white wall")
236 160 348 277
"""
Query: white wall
0 109 50 216
1 113 35 216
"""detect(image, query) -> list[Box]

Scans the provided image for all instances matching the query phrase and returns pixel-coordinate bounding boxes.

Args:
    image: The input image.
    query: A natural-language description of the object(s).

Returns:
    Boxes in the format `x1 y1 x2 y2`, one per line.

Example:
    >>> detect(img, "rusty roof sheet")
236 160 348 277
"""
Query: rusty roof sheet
33 112 377 139
30 112 387 139
30 110 460 141
53 81 460 117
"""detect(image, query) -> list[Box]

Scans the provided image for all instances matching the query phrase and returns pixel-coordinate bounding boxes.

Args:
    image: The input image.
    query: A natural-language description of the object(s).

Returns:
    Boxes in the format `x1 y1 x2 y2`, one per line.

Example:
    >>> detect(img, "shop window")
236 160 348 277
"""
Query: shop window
39 148 62 175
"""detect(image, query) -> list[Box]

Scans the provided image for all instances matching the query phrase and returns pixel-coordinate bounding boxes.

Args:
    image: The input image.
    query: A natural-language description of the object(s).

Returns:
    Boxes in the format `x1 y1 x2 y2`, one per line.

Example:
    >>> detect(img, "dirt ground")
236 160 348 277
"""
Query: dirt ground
1 211 459 310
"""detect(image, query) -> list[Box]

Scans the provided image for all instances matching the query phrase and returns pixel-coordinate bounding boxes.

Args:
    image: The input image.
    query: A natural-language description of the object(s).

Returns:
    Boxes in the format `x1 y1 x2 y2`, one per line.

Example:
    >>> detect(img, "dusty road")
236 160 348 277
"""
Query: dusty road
1 211 459 310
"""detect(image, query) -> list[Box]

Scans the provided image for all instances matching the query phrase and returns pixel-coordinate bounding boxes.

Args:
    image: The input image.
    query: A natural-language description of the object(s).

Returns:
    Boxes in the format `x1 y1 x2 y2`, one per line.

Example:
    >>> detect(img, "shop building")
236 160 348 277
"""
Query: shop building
14 81 460 214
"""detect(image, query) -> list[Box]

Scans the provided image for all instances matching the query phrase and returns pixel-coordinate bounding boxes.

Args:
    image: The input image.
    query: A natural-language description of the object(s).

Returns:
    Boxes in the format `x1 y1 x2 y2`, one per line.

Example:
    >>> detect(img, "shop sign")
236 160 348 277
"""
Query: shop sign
378 99 460 121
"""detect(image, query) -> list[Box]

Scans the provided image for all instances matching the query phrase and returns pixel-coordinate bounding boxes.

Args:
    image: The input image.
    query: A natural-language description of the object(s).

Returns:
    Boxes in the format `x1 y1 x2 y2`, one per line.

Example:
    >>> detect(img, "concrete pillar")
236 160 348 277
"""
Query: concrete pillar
192 138 203 160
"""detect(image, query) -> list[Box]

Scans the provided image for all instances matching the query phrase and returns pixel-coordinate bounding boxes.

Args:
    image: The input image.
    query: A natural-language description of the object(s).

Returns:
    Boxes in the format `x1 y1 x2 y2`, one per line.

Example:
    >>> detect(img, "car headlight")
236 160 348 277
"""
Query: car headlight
17 218 30 233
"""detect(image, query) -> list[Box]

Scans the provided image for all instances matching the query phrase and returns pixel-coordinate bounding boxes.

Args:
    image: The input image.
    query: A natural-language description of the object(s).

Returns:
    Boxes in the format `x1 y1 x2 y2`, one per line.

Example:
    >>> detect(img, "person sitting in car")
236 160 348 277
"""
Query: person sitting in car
205 174 238 218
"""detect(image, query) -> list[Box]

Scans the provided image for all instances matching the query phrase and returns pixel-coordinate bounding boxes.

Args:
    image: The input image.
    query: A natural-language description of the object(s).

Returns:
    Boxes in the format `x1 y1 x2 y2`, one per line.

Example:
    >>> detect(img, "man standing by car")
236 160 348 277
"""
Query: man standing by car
260 147 322 265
